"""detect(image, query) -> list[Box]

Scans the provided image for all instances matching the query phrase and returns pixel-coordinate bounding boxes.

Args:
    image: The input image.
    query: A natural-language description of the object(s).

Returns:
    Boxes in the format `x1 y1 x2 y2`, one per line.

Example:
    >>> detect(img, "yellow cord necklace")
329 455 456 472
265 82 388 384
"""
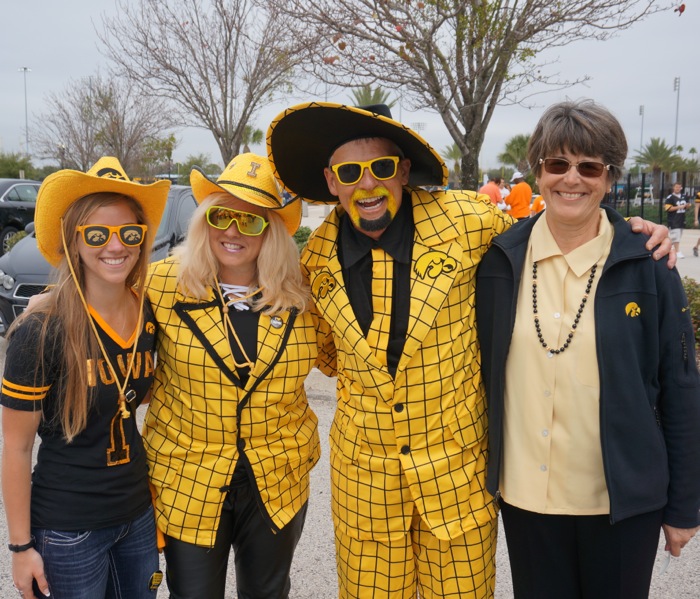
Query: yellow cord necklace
215 283 263 370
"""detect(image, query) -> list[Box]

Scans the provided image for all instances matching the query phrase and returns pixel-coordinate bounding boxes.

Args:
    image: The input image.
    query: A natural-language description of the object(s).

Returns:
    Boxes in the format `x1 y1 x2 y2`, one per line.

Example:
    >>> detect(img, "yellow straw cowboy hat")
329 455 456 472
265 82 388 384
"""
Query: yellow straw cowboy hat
35 156 170 266
266 101 448 204
190 153 301 235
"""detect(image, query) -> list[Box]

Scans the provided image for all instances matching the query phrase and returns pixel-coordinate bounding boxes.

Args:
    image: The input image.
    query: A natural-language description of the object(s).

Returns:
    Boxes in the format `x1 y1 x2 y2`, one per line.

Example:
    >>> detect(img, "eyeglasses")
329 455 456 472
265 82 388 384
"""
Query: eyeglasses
206 206 269 236
539 157 611 178
76 224 147 248
330 156 401 185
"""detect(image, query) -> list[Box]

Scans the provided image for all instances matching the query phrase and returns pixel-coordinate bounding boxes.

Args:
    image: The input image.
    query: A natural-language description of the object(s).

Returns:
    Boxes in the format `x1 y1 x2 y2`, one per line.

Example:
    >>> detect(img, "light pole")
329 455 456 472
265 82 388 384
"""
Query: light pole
638 105 644 176
673 76 680 150
18 67 31 156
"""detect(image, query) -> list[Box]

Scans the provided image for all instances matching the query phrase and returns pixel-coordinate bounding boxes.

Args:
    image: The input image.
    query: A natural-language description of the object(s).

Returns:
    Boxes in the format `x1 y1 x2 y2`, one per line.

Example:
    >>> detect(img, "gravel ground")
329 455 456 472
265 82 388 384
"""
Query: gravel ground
0 345 698 597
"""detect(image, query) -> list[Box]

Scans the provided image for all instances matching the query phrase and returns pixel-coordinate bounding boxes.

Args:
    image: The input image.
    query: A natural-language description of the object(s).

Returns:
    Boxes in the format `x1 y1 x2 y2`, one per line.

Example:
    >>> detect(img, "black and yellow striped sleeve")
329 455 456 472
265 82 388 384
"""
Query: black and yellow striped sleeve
1 316 55 412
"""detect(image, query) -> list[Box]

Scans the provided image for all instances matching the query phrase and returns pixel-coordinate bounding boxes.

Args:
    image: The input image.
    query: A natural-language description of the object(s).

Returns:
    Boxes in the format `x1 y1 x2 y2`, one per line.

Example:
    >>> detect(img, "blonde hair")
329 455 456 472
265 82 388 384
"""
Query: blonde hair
9 193 151 442
174 193 309 314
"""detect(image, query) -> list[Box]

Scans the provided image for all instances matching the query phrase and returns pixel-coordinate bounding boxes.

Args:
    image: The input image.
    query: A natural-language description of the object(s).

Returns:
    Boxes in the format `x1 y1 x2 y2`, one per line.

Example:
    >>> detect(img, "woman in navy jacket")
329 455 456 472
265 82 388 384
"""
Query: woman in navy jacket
476 100 700 599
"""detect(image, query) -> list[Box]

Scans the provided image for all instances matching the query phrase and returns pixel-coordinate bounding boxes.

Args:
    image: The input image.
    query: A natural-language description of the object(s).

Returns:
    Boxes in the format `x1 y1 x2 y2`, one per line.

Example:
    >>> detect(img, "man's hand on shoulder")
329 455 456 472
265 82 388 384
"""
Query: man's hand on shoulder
628 217 675 268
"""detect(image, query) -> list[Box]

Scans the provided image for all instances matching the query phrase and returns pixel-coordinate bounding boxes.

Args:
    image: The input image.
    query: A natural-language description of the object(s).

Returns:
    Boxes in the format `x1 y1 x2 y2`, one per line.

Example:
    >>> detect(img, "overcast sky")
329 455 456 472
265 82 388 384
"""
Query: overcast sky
2 1 698 172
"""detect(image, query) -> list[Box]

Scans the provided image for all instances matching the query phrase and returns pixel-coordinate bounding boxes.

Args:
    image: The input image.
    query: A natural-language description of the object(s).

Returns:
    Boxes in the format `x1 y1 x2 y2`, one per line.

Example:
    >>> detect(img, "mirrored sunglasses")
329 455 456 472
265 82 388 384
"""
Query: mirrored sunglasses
76 224 147 248
539 157 611 178
206 206 269 236
330 156 400 185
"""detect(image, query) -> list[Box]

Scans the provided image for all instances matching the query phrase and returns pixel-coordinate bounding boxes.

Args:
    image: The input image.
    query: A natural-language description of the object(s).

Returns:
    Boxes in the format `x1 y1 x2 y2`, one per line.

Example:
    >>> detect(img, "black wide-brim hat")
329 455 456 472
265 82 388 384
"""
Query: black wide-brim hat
266 102 448 204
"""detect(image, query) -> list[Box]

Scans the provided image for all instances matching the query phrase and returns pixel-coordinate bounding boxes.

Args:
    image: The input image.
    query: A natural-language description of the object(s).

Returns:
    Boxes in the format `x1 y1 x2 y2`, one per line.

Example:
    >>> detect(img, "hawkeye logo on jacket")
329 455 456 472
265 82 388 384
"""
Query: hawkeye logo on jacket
414 250 458 279
625 302 641 318
312 273 337 299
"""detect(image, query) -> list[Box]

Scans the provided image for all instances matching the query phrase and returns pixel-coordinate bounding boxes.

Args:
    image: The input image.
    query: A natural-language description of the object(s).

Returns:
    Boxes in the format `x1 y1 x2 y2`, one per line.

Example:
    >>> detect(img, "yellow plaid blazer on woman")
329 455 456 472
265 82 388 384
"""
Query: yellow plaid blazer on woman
302 189 512 542
143 258 333 547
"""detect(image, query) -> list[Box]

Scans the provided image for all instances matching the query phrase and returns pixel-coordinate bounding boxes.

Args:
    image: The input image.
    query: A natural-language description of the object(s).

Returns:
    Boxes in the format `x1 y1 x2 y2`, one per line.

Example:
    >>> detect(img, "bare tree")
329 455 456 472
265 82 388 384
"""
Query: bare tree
99 0 316 164
32 74 173 174
271 0 667 189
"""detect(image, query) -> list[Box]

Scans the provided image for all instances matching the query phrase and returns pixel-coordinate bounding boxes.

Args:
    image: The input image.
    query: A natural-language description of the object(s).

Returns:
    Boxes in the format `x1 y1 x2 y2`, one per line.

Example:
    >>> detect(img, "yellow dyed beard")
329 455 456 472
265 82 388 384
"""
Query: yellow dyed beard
347 186 398 233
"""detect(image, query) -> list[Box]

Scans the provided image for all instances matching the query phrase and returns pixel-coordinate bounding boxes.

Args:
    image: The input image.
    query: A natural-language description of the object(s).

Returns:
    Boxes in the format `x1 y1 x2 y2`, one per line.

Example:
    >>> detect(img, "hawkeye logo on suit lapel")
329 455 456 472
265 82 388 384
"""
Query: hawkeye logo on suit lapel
414 250 458 279
312 273 336 299
395 190 463 375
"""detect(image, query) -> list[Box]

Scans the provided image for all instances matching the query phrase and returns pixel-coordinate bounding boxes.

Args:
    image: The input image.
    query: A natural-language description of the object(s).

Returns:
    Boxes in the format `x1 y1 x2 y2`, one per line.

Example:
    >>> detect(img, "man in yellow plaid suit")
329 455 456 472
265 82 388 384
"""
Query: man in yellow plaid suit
267 103 510 598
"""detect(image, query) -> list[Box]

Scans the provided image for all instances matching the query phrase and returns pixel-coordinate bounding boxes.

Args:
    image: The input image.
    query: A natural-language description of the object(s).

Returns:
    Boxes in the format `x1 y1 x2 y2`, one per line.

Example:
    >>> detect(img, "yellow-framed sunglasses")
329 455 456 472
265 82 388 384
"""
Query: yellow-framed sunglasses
205 206 269 236
330 156 401 186
75 224 148 248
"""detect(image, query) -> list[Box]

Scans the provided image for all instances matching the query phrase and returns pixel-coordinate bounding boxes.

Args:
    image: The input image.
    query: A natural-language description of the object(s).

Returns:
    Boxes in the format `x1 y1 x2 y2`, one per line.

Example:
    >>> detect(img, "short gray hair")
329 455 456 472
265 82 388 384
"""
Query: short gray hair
527 99 628 182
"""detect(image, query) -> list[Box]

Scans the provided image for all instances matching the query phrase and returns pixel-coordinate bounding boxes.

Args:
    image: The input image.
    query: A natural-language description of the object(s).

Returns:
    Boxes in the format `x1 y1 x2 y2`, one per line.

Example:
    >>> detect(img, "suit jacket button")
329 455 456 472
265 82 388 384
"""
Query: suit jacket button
237 439 246 450
394 403 404 413
400 445 410 455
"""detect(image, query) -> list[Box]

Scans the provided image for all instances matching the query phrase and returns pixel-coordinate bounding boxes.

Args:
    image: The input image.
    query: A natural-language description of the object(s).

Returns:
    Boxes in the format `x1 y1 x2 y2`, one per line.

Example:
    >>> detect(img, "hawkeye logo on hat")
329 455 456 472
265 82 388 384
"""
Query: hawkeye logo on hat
96 167 128 180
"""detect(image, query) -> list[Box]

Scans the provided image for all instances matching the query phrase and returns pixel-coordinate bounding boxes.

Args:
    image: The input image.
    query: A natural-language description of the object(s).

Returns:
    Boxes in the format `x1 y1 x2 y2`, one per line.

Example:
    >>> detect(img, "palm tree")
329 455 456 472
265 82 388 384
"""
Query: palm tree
442 143 462 188
635 138 677 197
498 134 530 173
242 125 263 153
349 85 397 109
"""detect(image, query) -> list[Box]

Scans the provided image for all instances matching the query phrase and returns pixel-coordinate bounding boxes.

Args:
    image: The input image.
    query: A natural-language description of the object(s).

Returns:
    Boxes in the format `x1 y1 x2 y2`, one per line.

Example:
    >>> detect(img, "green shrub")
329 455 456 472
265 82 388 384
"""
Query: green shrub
682 276 700 352
293 226 312 253
5 231 27 252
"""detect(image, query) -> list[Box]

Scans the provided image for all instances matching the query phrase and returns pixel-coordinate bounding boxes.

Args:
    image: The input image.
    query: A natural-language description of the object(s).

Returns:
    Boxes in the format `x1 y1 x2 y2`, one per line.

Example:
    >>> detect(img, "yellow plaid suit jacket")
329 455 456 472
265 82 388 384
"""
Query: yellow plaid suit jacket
302 188 512 542
143 258 331 547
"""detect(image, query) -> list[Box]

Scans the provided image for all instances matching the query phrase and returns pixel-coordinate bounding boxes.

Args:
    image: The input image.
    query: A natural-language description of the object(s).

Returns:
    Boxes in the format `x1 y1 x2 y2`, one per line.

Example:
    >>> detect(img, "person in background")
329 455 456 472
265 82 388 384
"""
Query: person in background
500 180 511 202
529 193 545 217
1 158 168 599
267 101 675 599
144 153 334 599
478 176 503 205
692 190 700 256
476 99 700 599
665 181 688 258
507 171 532 220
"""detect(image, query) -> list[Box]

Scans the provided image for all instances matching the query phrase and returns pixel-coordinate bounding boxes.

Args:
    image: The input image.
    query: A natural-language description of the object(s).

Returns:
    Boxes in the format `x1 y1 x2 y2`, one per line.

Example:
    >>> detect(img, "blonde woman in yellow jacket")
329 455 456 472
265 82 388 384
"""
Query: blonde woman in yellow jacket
143 154 334 599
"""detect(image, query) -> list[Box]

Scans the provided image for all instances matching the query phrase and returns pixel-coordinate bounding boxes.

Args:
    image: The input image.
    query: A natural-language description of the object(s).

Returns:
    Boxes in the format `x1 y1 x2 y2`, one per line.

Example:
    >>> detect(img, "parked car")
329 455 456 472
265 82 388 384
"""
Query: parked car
0 178 42 256
0 184 197 334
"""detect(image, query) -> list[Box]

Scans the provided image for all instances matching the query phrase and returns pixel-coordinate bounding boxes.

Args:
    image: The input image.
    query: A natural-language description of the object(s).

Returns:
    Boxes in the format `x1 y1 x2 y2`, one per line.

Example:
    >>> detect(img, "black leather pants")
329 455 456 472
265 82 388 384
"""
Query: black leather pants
163 464 308 599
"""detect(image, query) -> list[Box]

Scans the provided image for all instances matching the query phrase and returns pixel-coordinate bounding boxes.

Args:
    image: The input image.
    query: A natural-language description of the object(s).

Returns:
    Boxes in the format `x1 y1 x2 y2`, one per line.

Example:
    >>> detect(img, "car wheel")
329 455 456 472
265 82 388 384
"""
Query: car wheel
0 226 19 256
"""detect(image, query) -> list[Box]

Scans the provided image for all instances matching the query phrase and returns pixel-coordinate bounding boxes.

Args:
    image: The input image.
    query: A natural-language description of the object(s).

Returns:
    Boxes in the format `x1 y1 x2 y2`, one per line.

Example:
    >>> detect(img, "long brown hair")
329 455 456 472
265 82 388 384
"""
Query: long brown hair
9 193 151 441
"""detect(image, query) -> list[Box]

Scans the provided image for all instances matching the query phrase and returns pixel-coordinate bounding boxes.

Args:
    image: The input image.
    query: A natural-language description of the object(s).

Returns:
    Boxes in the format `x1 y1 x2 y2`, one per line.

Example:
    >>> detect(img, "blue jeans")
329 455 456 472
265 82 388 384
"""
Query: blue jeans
33 505 161 599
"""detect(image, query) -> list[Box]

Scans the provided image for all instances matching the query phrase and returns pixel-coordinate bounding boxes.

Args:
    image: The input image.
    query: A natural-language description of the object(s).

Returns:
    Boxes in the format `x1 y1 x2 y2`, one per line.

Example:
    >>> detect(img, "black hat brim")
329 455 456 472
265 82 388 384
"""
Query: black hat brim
266 102 447 204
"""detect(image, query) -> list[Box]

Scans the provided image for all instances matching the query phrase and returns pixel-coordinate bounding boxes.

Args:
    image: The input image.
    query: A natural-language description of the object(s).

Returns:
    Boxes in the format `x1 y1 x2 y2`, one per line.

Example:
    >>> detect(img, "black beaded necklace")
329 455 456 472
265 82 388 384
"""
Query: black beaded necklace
532 261 598 358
